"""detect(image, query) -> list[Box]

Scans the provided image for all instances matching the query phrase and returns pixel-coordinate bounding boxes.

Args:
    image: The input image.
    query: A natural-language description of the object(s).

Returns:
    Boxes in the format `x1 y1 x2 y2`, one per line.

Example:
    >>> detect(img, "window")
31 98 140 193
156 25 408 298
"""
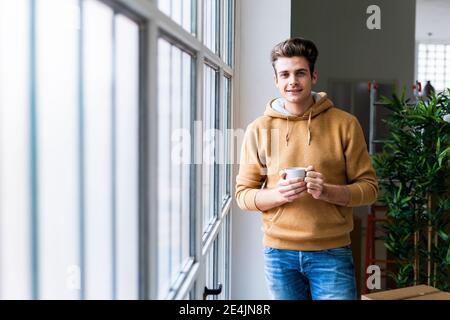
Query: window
157 0 234 299
0 0 235 300
417 43 450 92
0 0 141 299
157 38 193 299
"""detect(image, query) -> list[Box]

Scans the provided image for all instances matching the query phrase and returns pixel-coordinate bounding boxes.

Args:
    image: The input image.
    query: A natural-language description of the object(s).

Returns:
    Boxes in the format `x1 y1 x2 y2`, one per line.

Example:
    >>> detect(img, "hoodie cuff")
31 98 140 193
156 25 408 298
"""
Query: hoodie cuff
346 184 364 207
243 189 261 211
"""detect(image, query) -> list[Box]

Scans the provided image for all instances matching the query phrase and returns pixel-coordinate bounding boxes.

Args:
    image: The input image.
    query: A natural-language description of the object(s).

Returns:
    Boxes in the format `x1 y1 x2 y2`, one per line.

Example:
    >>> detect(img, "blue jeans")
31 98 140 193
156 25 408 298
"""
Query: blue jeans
263 245 357 300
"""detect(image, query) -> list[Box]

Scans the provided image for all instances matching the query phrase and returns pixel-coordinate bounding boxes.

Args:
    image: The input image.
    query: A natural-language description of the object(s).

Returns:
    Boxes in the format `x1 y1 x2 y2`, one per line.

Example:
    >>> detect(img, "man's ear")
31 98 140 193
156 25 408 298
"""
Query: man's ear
311 69 318 85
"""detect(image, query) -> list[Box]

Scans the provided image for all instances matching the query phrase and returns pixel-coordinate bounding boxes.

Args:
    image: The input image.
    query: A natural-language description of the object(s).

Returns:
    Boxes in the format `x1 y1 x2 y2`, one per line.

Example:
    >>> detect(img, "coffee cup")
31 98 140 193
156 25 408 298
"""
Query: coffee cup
284 167 306 180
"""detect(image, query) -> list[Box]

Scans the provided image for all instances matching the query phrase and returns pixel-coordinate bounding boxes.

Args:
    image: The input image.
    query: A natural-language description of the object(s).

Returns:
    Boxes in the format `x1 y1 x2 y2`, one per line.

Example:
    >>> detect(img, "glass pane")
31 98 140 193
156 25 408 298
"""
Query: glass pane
217 216 230 299
158 0 171 16
158 0 195 34
181 53 191 263
218 76 231 208
0 0 31 299
158 38 193 298
203 65 217 233
428 51 436 59
203 0 218 53
182 0 192 33
84 0 113 299
205 239 218 300
170 45 182 283
36 0 80 299
157 38 171 298
172 0 182 26
224 77 231 201
418 51 426 60
223 0 233 65
115 14 139 300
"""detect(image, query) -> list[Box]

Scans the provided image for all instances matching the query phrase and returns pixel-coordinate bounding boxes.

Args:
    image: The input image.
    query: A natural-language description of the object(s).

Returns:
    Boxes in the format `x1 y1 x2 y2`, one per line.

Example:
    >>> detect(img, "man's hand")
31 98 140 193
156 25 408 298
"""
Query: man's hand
254 170 306 211
304 165 325 200
276 170 307 203
304 165 350 206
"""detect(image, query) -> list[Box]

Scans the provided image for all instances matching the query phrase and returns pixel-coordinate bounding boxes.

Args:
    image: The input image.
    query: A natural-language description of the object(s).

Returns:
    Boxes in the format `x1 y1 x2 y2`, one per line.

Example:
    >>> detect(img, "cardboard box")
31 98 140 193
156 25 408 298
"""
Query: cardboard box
361 285 450 300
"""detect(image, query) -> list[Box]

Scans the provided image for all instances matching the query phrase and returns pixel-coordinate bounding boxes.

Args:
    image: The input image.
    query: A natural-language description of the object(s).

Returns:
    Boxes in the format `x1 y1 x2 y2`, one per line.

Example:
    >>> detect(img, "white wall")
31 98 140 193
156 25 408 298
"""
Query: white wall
416 0 450 42
231 0 291 300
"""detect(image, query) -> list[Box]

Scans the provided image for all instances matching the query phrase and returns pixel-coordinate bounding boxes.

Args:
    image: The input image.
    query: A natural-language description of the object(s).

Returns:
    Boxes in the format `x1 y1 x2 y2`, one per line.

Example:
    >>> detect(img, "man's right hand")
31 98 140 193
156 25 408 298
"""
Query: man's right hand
275 170 307 203
254 170 307 212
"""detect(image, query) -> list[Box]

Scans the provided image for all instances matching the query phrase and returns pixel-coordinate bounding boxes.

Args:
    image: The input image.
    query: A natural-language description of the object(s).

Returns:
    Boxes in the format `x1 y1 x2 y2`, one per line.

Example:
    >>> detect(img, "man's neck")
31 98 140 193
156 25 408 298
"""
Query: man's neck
285 95 315 116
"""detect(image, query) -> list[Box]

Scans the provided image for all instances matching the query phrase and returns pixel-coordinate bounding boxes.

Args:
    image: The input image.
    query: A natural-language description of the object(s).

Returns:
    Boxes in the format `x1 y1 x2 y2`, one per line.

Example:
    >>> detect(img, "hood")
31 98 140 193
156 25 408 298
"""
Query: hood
264 92 334 146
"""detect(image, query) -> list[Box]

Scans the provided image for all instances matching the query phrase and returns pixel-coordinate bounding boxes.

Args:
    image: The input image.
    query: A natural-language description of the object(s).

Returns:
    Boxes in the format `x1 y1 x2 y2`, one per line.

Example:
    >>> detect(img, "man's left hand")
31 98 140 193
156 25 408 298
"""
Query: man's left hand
305 165 326 200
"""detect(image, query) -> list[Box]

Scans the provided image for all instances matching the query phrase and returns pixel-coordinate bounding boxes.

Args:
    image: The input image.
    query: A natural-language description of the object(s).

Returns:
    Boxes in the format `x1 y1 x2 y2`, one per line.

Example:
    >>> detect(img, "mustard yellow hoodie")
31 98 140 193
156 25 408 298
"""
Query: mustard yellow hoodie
235 92 378 251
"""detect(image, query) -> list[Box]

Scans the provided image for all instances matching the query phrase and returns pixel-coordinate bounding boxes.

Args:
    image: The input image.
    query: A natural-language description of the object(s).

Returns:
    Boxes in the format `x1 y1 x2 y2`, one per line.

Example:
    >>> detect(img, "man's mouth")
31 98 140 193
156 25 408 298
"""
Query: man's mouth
287 89 302 94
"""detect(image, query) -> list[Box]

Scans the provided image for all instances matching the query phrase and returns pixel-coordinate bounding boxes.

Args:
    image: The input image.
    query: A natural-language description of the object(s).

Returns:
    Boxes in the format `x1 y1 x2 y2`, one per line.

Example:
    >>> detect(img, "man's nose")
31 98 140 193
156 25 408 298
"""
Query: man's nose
288 75 297 85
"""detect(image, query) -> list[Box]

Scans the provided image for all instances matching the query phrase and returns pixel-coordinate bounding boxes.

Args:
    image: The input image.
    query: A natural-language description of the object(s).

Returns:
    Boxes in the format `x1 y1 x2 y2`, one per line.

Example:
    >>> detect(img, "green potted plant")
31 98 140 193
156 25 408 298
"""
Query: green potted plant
372 89 450 291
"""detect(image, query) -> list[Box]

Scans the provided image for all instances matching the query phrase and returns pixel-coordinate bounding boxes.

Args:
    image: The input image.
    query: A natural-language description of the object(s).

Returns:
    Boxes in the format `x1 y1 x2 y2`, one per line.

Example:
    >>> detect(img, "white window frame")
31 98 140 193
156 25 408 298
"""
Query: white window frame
112 0 235 300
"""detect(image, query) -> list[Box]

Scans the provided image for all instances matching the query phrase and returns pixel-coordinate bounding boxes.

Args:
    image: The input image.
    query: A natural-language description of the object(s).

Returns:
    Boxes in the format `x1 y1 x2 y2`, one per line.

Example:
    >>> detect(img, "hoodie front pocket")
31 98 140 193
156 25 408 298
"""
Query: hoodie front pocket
331 206 346 223
264 207 285 232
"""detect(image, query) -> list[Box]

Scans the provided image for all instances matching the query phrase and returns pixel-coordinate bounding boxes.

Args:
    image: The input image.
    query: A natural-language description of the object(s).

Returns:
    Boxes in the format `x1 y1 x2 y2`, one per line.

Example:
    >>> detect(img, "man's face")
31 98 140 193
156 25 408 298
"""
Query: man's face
273 56 317 105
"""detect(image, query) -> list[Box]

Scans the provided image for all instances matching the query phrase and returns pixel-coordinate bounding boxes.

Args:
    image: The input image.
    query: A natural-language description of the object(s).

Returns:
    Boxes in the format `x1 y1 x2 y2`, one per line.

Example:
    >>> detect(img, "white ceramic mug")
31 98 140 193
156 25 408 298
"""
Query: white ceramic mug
284 167 306 180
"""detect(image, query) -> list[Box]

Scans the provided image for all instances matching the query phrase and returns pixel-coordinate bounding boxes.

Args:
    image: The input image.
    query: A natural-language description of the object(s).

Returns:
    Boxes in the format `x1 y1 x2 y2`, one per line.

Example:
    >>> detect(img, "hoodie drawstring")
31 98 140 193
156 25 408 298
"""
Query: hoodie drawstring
307 109 312 146
285 117 290 147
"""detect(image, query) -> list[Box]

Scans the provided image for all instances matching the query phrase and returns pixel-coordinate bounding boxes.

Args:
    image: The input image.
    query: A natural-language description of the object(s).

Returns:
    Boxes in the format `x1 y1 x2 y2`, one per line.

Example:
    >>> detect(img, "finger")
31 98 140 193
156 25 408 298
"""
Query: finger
278 179 290 187
304 177 323 184
286 188 307 200
279 170 287 180
306 171 323 179
305 165 314 172
307 188 321 198
287 177 304 184
285 187 307 199
279 181 306 193
283 184 307 195
279 177 303 187
306 182 322 190
279 184 300 194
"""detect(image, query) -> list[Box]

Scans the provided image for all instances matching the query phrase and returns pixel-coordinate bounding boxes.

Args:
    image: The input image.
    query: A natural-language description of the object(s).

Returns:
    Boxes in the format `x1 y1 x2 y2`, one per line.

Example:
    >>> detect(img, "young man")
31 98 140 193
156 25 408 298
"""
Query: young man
235 38 378 300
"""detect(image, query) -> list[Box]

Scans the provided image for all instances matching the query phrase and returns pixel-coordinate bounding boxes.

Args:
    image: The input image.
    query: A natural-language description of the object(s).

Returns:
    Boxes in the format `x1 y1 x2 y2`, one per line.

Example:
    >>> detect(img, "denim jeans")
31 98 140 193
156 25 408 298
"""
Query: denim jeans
263 245 357 300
